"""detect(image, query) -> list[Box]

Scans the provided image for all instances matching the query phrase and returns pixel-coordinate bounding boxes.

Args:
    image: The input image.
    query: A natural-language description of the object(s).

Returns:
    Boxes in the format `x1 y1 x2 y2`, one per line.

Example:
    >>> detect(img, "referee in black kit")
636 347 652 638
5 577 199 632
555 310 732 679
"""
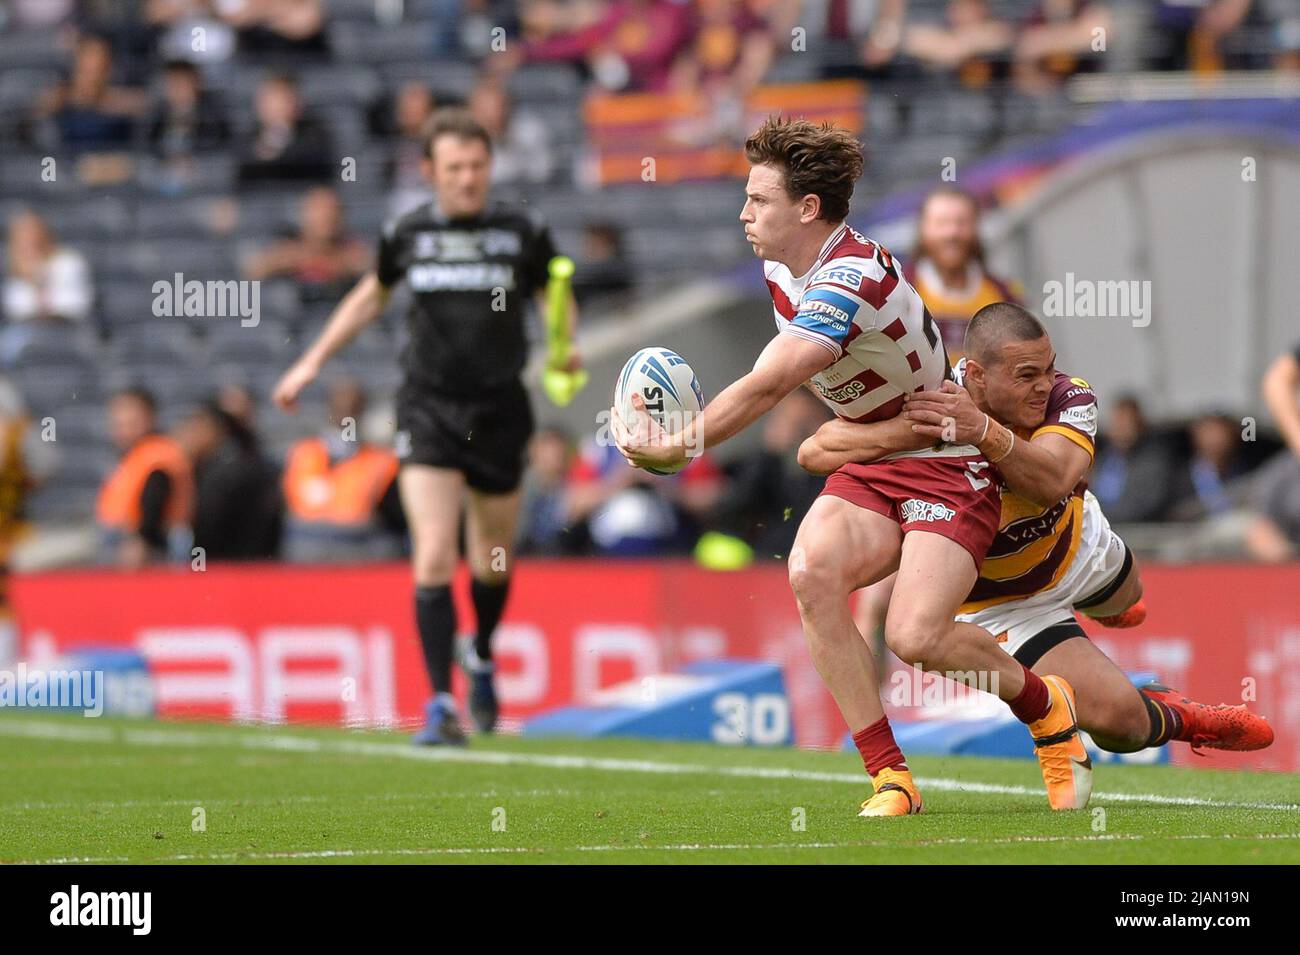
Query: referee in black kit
273 109 581 745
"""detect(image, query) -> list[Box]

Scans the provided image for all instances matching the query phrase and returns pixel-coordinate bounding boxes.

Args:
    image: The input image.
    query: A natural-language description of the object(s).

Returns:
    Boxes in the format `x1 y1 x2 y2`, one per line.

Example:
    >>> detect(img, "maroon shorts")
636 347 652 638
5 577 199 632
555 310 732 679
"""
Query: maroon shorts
819 455 1003 570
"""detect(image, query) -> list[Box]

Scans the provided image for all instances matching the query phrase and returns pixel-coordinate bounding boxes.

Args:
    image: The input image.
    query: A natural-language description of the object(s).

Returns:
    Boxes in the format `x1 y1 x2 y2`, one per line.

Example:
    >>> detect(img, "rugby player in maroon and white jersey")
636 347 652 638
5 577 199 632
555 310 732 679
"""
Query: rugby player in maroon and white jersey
801 303 1274 808
614 117 1086 817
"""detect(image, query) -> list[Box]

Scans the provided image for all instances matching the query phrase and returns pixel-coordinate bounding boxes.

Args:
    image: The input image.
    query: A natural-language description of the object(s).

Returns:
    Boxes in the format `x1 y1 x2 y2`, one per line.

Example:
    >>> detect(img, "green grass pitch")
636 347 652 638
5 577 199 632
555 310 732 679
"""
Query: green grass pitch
2 713 1297 864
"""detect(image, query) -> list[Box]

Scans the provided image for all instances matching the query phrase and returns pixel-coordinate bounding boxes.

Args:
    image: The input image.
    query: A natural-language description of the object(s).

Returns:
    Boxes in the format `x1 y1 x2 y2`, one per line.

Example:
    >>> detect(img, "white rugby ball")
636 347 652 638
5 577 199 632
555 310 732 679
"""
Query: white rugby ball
613 346 705 475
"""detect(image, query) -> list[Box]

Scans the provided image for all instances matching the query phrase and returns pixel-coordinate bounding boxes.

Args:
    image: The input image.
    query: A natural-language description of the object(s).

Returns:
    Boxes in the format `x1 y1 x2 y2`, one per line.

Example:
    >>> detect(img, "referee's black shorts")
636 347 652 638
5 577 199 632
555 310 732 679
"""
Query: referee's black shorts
394 379 534 495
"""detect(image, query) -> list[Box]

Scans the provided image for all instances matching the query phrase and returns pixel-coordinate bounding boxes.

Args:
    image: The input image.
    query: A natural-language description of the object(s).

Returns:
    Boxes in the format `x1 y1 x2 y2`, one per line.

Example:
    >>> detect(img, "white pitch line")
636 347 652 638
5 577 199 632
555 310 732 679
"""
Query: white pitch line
2 718 1297 813
13 831 1300 865
2 788 581 813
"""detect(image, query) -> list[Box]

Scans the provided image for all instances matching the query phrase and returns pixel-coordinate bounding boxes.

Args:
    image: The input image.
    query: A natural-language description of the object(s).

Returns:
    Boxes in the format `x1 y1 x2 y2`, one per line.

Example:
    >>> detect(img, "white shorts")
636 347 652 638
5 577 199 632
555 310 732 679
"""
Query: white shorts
955 490 1130 661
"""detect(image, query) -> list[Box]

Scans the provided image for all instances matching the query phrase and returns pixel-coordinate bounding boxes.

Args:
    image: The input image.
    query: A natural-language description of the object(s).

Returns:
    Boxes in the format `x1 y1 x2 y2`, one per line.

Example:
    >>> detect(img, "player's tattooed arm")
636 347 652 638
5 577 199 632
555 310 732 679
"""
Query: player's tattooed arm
797 415 930 475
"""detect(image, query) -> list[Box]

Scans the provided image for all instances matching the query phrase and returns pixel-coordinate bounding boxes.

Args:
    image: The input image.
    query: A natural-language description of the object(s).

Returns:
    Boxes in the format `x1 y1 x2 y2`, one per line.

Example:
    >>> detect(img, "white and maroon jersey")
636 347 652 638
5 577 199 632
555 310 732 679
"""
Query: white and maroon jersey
765 223 951 426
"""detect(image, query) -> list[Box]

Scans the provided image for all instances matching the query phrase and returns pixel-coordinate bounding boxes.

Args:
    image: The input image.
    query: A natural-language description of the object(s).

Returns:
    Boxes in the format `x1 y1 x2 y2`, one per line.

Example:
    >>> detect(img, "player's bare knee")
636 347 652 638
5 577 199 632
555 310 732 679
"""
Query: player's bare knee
884 616 944 667
788 544 847 611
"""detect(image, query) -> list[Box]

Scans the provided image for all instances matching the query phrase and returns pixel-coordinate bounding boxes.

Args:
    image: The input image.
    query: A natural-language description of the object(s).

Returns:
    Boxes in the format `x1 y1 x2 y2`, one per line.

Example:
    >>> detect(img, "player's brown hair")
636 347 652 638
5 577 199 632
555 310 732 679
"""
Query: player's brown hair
422 107 493 160
744 117 864 222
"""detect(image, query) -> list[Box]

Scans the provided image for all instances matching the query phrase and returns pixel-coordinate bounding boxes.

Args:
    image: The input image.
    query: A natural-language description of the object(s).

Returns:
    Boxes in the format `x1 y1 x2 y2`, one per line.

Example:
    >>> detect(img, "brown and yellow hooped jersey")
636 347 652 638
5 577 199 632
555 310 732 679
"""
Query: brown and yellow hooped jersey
960 372 1098 613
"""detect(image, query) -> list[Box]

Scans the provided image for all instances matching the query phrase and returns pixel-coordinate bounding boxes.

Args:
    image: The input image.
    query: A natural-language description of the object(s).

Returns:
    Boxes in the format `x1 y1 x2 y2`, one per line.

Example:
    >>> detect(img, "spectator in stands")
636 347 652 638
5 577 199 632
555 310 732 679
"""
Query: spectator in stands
218 0 330 58
0 376 51 665
147 60 230 163
899 0 1015 86
905 187 1021 361
719 388 831 559
96 387 194 568
505 0 695 92
237 72 333 186
1270 0 1300 71
854 0 907 71
566 438 726 556
1014 0 1112 93
35 33 145 154
2 0 75 30
467 76 554 184
177 402 282 560
1246 346 1300 561
1148 0 1258 72
448 0 522 58
145 0 238 65
281 379 404 563
517 425 582 555
669 0 776 101
572 221 634 304
517 0 619 45
1171 411 1248 520
0 211 94 367
1091 394 1184 523
216 381 259 433
243 186 370 305
380 81 438 217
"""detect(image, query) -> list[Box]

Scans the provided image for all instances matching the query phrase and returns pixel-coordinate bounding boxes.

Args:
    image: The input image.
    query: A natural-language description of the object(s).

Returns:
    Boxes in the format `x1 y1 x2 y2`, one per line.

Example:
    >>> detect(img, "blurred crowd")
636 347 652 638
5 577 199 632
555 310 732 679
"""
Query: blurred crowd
4 186 1287 572
1 0 1299 572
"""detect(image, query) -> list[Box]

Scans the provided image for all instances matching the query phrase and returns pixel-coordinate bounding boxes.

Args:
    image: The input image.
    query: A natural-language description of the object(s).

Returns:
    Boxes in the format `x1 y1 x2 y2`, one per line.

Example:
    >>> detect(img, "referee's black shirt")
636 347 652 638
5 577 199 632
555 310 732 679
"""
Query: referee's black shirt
376 198 558 395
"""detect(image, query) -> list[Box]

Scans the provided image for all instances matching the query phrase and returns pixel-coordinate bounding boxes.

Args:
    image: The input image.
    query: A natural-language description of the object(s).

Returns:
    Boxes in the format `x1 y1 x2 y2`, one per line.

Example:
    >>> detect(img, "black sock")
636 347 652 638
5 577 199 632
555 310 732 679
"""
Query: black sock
1143 693 1184 747
470 576 511 662
415 584 456 695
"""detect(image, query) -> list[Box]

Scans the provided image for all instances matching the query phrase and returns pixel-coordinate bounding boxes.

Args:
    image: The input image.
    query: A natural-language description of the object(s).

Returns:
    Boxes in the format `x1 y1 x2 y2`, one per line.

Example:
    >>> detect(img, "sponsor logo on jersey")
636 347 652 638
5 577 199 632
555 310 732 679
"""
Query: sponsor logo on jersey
817 266 864 290
901 499 956 523
798 299 851 329
814 378 867 403
407 263 516 292
998 497 1069 548
414 229 523 260
1058 403 1098 437
1070 377 1091 388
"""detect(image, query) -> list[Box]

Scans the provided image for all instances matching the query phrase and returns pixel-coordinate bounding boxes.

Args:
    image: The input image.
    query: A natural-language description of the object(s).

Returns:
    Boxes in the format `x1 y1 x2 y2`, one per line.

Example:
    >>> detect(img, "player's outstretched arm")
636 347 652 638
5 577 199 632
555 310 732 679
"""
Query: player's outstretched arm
272 272 390 413
797 415 930 476
681 333 835 452
612 333 833 472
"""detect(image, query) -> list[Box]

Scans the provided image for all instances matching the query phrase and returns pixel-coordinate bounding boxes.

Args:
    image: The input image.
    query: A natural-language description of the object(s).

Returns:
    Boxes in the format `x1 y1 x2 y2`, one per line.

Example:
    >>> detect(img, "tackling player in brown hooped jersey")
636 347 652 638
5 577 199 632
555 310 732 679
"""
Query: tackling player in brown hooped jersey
801 302 1274 810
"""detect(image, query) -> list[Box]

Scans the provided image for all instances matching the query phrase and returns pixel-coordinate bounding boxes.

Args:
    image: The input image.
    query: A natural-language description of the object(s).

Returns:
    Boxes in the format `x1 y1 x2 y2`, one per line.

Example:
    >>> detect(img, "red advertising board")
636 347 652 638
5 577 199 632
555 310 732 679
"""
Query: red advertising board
9 561 1299 771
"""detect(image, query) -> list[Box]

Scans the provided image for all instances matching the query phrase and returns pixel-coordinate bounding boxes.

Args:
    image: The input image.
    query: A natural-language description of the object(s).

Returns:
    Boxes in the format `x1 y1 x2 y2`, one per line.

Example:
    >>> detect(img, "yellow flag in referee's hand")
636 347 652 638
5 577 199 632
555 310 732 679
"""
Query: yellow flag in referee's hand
542 255 588 406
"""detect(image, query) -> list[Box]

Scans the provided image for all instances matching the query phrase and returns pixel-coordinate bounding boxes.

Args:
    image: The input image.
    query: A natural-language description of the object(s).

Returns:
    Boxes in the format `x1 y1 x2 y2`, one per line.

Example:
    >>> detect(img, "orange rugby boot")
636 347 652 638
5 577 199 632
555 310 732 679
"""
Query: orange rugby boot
1140 683 1274 752
1028 675 1093 811
858 767 924 817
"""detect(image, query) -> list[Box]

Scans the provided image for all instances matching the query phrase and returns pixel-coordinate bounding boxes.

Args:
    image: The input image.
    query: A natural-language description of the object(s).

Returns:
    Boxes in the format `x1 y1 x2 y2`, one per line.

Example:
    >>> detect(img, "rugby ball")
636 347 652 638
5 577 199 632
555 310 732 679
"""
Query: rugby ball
613 346 705 475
